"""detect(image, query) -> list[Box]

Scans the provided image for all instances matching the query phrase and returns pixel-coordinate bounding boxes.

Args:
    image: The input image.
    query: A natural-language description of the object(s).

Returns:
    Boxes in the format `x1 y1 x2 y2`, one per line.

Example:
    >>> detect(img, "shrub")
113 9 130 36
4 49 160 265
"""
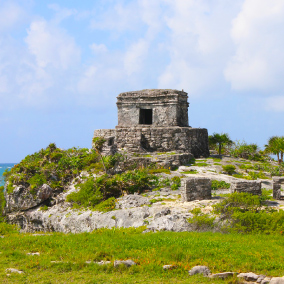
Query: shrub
0 186 5 219
67 169 159 209
211 180 230 190
171 176 181 190
222 165 236 175
230 141 266 161
95 197 116 212
188 208 215 231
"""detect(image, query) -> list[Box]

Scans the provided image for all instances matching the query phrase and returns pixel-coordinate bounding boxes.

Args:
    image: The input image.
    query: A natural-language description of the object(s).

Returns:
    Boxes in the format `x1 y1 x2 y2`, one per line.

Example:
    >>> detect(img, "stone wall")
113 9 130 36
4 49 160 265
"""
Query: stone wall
115 126 209 158
117 89 189 127
93 129 116 155
230 180 262 195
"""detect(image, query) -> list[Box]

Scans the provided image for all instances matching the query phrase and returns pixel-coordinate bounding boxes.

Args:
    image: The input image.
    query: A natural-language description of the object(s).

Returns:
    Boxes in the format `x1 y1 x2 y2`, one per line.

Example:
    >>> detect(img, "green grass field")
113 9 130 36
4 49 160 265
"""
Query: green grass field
1 228 284 283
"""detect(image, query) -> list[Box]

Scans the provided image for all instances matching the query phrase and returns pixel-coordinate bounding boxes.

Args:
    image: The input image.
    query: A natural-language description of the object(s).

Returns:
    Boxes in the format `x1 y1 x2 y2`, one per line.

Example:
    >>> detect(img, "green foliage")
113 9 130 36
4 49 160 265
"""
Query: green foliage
188 208 215 231
4 144 102 195
95 197 116 212
230 141 266 161
0 186 5 218
211 180 230 190
214 192 262 219
195 162 208 167
148 168 171 174
212 192 284 234
209 133 233 155
171 176 181 190
67 177 103 208
222 164 236 175
264 136 284 164
0 223 19 235
40 205 49 211
182 170 198 174
67 169 159 209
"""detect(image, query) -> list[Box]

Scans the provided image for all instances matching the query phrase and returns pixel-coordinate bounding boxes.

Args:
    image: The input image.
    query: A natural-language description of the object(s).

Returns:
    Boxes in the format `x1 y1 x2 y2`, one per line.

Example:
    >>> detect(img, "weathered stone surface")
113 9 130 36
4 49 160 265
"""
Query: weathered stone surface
237 272 259 281
270 277 284 284
114 259 136 267
231 180 262 195
163 265 176 270
273 177 284 200
210 272 236 279
116 194 150 209
182 177 212 201
27 252 40 256
188 266 211 276
117 89 189 127
6 268 24 274
93 89 209 158
5 184 53 213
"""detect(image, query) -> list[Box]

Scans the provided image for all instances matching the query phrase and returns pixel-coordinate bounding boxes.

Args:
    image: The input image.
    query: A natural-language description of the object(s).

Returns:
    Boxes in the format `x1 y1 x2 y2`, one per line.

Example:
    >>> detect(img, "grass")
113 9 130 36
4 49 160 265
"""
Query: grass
1 229 284 283
182 170 198 174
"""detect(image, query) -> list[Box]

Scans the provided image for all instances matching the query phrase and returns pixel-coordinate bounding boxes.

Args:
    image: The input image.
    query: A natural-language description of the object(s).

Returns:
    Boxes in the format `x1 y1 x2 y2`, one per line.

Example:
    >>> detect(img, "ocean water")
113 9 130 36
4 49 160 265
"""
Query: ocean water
0 163 16 187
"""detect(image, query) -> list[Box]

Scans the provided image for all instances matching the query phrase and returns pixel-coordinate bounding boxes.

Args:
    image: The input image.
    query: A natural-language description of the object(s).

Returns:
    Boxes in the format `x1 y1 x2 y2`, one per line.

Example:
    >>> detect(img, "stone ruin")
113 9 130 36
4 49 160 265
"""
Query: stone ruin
273 177 284 200
93 89 209 160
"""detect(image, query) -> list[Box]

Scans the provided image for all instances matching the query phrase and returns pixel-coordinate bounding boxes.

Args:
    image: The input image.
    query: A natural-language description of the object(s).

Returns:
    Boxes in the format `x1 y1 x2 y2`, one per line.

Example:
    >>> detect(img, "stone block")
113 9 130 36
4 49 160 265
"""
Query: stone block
230 180 261 195
273 177 284 200
182 177 212 201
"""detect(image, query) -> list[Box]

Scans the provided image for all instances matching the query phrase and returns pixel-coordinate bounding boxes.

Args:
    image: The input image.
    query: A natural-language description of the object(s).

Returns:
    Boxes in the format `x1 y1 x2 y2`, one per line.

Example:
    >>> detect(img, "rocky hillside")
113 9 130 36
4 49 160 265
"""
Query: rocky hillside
2 144 284 234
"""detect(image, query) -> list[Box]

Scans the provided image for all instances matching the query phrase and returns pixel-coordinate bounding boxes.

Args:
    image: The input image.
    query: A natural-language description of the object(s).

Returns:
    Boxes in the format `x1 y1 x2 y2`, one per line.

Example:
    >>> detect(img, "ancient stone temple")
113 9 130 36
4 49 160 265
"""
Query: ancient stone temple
93 89 209 158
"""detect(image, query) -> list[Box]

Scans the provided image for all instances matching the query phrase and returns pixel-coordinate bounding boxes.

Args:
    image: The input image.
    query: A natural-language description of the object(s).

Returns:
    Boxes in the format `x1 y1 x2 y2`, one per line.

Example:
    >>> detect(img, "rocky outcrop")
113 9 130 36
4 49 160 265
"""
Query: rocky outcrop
5 184 53 213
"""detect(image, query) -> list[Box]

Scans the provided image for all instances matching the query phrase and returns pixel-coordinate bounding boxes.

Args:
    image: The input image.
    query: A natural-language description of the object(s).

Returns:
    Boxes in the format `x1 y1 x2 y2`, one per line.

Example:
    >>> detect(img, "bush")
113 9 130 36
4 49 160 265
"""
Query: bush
95 197 116 212
67 169 159 209
222 165 236 175
211 180 230 190
230 141 266 161
188 208 215 231
0 186 5 219
171 176 181 190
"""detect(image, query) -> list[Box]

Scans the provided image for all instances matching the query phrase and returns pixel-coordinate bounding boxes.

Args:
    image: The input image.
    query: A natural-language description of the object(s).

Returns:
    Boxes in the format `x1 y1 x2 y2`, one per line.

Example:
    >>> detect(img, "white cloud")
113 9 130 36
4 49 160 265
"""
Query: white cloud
124 38 149 75
25 19 81 70
90 43 107 54
264 96 284 112
225 0 284 91
0 1 25 31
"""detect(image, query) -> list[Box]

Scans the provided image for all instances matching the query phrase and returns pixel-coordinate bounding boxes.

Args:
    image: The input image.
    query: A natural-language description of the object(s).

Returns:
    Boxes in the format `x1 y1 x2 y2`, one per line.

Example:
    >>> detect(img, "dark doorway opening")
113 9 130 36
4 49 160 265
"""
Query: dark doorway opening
139 109 152 124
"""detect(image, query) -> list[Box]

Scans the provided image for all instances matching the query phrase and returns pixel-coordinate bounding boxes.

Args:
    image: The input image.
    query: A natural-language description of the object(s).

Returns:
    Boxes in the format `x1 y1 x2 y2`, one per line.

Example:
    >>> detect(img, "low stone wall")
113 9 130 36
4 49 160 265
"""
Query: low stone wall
182 177 212 201
273 177 284 200
230 180 262 195
115 126 209 158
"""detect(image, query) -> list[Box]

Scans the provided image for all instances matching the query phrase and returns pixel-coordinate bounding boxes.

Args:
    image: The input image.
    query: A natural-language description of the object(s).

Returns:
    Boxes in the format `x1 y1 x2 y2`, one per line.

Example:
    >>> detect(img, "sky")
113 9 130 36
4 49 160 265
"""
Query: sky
1 0 284 163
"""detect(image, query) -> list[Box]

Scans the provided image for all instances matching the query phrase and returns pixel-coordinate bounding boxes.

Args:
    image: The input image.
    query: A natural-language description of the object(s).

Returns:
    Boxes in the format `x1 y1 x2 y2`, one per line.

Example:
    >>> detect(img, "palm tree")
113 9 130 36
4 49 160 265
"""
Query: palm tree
264 136 284 164
209 133 233 155
92 137 107 173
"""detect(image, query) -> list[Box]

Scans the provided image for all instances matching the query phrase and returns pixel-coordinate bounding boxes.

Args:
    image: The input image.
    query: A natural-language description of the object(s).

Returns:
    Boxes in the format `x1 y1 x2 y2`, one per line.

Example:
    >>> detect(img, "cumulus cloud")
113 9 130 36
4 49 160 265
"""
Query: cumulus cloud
25 19 81 70
225 0 284 91
0 1 26 31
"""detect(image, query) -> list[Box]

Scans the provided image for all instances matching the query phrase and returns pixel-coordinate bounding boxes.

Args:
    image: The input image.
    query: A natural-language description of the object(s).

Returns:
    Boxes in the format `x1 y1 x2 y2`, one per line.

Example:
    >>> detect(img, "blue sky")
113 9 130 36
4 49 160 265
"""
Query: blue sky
1 0 284 162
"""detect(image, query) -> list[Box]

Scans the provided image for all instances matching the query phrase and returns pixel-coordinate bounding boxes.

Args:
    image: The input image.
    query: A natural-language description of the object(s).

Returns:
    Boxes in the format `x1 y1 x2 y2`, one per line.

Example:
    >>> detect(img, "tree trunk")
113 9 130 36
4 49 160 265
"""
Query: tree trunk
218 144 222 155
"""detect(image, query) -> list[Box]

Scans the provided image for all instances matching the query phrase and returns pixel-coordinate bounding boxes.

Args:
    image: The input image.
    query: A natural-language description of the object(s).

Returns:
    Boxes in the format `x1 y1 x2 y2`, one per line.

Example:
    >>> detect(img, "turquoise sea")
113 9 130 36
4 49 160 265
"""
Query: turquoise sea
0 163 16 187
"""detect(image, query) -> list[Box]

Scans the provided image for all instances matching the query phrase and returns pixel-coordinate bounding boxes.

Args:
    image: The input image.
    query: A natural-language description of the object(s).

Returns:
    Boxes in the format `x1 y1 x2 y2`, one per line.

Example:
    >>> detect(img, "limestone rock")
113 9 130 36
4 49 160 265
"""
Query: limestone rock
114 259 136 267
231 180 262 195
270 277 284 284
163 265 176 270
237 272 259 282
188 266 211 276
5 184 53 213
6 268 24 274
116 194 150 209
210 272 236 279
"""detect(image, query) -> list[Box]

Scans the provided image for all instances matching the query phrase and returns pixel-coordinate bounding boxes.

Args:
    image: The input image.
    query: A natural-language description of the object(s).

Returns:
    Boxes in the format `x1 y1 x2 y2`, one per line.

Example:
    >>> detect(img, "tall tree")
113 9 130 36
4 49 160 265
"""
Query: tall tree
209 133 233 155
264 136 284 164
